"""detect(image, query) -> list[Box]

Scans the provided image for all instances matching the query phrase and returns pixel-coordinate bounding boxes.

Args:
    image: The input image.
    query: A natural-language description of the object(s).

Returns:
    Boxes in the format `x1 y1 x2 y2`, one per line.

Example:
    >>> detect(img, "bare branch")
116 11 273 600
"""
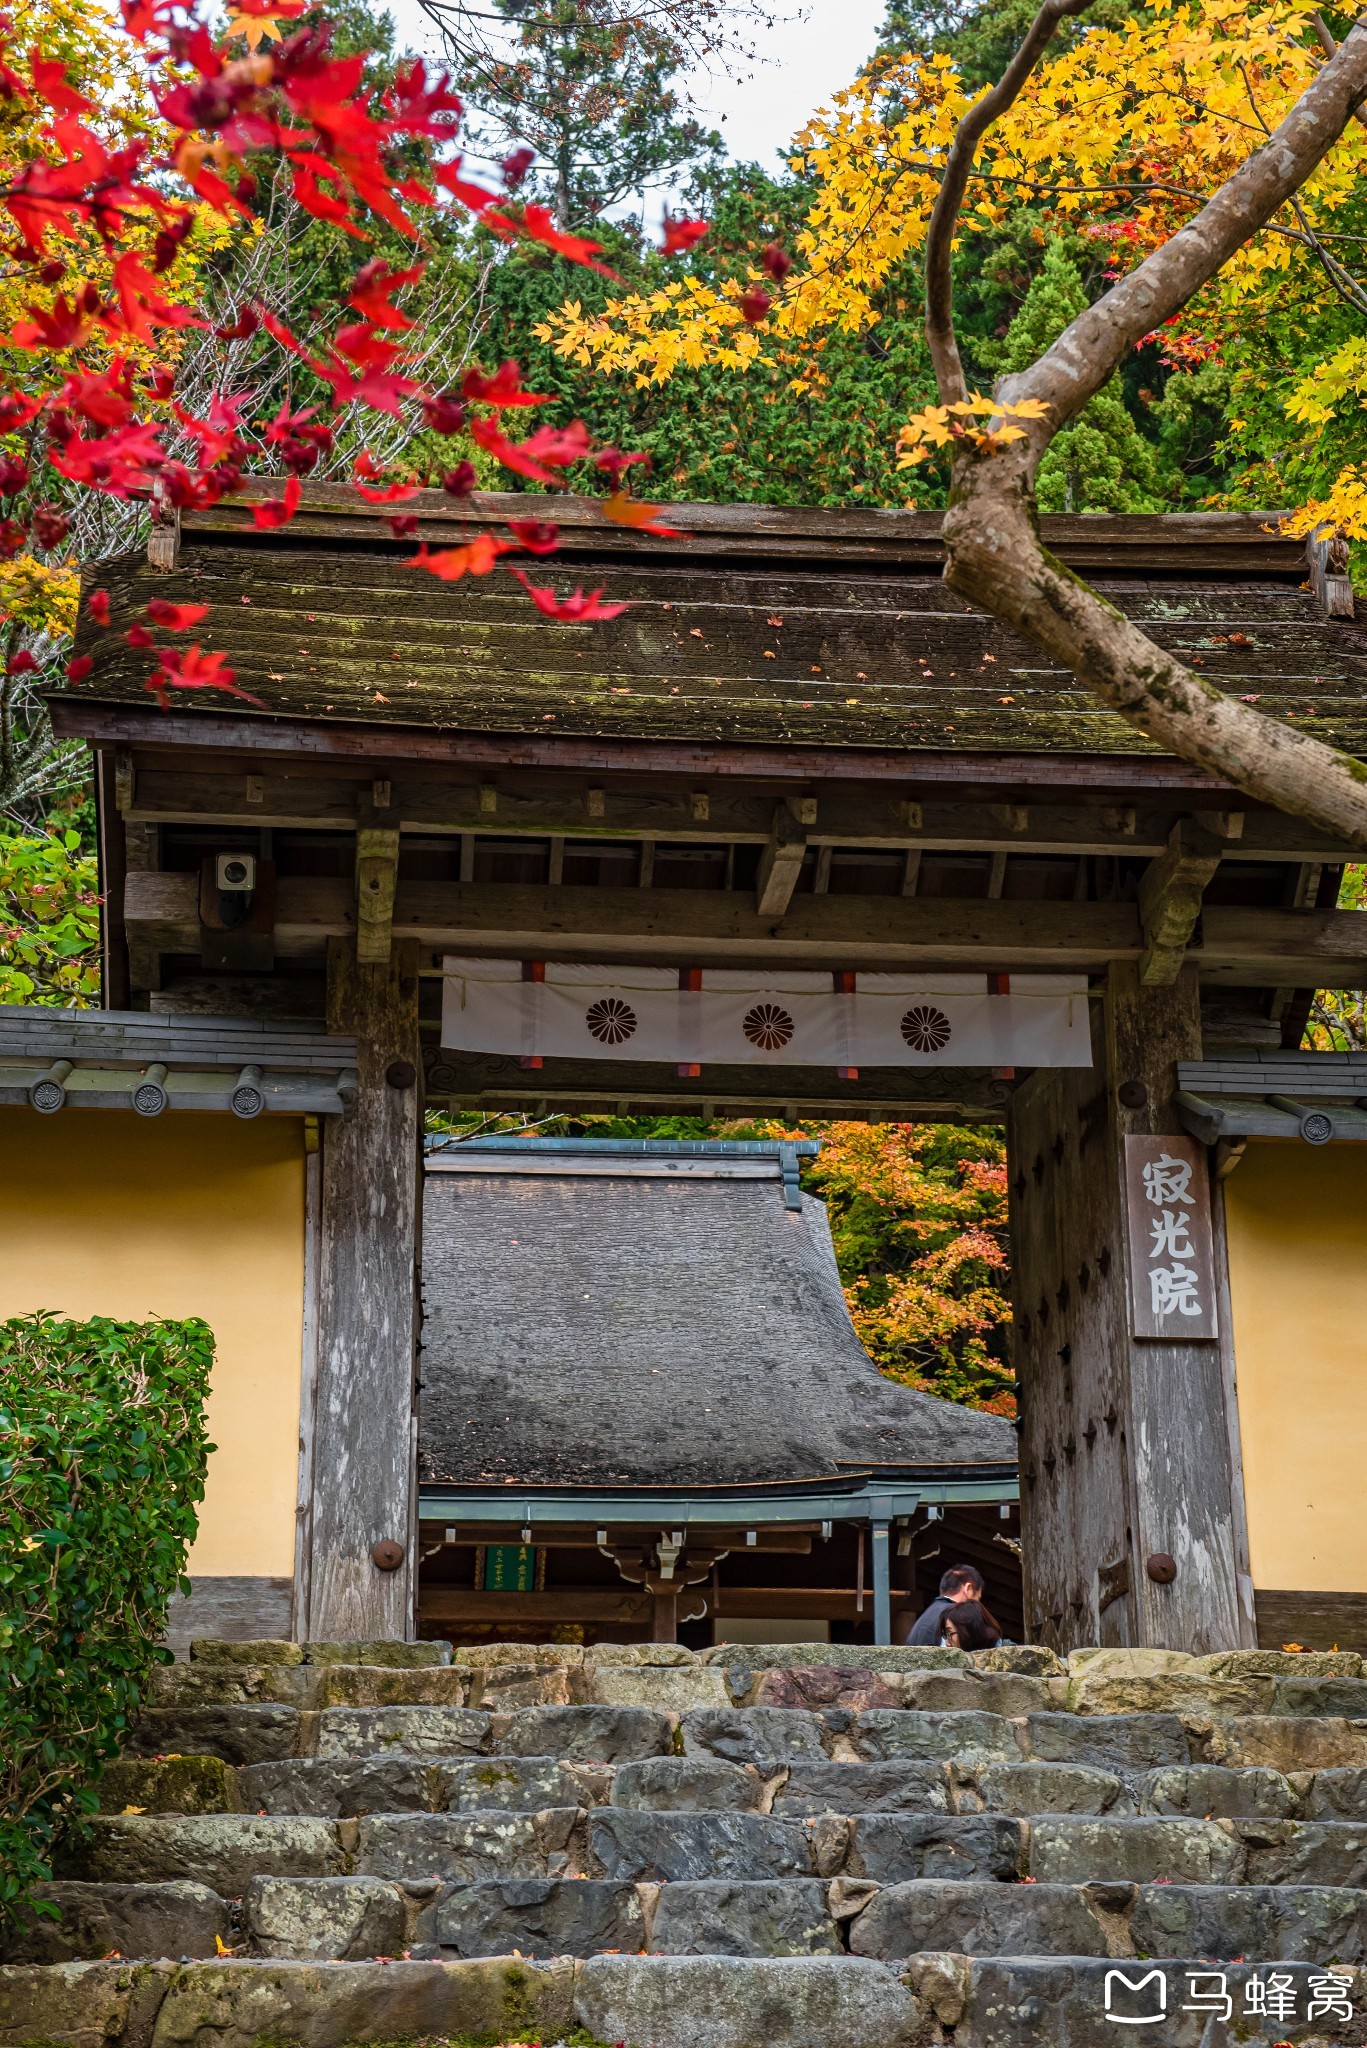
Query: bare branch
923 0 1090 402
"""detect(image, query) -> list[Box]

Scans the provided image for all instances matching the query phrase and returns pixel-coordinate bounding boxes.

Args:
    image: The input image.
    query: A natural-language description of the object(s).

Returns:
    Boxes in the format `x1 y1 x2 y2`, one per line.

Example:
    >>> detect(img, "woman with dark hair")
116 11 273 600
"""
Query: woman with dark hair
941 1598 1003 1651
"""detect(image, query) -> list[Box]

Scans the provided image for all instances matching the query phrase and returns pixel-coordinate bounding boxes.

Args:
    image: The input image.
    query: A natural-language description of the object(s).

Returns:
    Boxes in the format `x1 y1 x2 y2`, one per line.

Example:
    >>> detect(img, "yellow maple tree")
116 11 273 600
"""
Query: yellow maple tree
537 0 1367 476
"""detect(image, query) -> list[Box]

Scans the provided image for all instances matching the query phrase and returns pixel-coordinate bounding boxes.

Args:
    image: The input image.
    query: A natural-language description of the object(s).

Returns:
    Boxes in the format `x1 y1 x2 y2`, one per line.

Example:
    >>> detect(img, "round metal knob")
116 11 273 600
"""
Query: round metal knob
371 1539 405 1572
386 1059 417 1089
1146 1552 1177 1584
1117 1081 1148 1109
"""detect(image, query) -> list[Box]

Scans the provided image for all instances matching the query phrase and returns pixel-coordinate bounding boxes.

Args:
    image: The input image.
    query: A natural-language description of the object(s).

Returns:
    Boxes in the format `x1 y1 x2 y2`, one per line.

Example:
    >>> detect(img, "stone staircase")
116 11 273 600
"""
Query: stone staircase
6 1640 1367 2047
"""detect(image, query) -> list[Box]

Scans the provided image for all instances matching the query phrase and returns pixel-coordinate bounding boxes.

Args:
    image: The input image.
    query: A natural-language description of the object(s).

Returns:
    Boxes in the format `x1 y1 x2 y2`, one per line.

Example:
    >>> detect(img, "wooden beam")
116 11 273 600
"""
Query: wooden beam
114 765 1361 864
420 1586 653 1624
421 1051 1018 1121
755 803 808 917
1138 818 1226 984
355 825 399 964
59 701 1243 794
308 938 421 1641
124 872 1367 981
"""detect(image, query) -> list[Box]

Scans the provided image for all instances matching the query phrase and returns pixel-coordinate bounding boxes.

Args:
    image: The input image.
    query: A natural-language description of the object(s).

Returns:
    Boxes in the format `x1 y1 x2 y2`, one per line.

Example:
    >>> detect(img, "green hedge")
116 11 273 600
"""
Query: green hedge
0 1313 214 1922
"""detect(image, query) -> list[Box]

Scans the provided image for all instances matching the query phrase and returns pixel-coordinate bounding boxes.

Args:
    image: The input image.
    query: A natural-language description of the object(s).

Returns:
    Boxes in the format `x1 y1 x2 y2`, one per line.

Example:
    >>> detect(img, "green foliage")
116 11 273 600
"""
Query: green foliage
996 240 1173 513
0 831 101 1006
0 1314 214 1923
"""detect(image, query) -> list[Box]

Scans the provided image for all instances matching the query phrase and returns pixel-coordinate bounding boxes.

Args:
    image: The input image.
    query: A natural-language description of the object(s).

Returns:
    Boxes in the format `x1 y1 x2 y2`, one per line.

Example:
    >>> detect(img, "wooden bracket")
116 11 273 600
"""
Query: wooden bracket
1305 525 1355 619
147 505 181 572
355 826 399 963
755 801 809 918
1137 817 1225 984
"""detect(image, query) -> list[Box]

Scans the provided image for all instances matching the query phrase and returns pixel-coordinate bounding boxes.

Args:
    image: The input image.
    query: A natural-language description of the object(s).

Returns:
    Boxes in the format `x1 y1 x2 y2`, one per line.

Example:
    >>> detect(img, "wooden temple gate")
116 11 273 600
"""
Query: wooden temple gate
25 482 1367 1653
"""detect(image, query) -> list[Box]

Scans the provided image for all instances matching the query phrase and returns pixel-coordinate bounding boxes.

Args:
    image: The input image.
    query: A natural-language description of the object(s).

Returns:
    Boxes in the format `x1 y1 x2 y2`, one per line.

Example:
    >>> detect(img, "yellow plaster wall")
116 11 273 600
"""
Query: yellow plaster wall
1224 1140 1367 1592
0 1107 305 1578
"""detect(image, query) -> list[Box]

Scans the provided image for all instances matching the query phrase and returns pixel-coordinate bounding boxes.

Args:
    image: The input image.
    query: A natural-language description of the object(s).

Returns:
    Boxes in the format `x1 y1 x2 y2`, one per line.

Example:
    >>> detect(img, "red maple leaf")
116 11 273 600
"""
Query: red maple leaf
661 214 709 255
253 475 302 528
408 536 512 579
146 599 210 631
509 567 627 621
346 258 424 329
601 491 682 538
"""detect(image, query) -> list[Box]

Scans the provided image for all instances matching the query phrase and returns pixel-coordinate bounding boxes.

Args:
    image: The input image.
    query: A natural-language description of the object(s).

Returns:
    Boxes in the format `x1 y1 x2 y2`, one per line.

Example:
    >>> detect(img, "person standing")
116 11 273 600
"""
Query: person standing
901 1564 985 1646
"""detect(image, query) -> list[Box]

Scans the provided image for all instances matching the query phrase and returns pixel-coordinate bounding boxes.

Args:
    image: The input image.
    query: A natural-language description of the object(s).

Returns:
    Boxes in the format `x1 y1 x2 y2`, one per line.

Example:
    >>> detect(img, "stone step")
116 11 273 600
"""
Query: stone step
5 1953 1365 2048
56 1804 1367 1892
13 1872 1367 1968
126 1693 1367 1782
144 1654 1367 1723
96 1748 1367 1825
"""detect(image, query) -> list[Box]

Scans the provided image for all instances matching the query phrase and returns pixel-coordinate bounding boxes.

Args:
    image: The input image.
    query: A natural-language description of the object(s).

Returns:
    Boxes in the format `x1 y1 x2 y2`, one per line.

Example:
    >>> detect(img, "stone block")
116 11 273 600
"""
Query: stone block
432 1877 645 1958
313 1666 471 1709
588 1810 816 1882
1021 1712 1191 1770
150 1664 323 1710
845 1814 1026 1883
1027 1817 1243 1885
899 1672 1055 1717
1272 1678 1367 1719
1241 1819 1367 1886
590 1643 699 1666
849 1878 1108 1959
1201 1715 1367 1772
0 1959 174 2047
963 1762 1129 1817
946 1958 1367 2048
773 1761 952 1816
1068 1649 1196 1676
1192 1650 1364 1680
245 1876 406 1960
238 1757 446 1816
1130 1881 1367 1961
1136 1765 1298 1819
1295 1767 1367 1818
146 1956 578 2048
681 1708 828 1767
60 1815 344 1892
969 1646 1067 1678
850 1708 1016 1763
190 1639 304 1666
445 1756 595 1812
127 1705 301 1766
612 1757 765 1811
0 1882 228 1963
303 1640 453 1667
96 1755 243 1816
709 1642 965 1671
651 1880 842 1957
469 1665 574 1711
575 1952 925 2048
355 1809 577 1881
751 1667 900 1713
314 1705 491 1758
458 1642 585 1667
580 1666 730 1712
494 1704 675 1761
1068 1673 1275 1718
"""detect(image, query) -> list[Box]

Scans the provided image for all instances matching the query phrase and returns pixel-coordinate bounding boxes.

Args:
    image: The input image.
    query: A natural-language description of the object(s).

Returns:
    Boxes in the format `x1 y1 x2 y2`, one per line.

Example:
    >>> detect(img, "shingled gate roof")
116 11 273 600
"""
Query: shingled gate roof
418 1139 1017 1491
63 485 1367 762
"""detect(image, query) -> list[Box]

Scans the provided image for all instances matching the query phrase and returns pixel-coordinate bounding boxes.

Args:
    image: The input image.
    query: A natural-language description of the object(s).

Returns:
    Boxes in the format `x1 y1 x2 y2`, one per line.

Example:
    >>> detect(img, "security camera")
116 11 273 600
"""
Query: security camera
216 852 256 892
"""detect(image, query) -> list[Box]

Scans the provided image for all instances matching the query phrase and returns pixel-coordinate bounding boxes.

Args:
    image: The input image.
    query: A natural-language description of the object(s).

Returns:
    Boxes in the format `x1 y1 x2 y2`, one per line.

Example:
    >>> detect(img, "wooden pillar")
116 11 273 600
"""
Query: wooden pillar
305 936 422 1641
1009 964 1251 1654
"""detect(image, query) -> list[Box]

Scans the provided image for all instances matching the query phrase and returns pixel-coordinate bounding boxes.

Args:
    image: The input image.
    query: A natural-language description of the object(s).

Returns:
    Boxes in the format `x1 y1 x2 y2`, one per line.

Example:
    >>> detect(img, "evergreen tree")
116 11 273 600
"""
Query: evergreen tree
996 239 1173 513
427 0 731 226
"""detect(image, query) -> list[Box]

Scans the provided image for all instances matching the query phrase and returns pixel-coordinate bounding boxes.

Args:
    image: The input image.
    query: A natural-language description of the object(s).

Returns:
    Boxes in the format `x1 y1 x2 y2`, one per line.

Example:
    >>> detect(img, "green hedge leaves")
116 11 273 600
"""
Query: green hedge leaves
0 1314 214 1922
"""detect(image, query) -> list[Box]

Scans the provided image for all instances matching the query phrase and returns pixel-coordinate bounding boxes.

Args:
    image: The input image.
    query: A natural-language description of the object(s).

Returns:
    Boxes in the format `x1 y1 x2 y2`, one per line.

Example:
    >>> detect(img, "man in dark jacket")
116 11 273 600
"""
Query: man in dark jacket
903 1564 984 1646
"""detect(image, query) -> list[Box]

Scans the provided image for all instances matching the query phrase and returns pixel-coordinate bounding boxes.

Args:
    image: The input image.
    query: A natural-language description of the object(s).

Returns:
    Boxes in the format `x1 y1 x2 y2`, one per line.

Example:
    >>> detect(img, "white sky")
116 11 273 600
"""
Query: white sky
383 0 889 189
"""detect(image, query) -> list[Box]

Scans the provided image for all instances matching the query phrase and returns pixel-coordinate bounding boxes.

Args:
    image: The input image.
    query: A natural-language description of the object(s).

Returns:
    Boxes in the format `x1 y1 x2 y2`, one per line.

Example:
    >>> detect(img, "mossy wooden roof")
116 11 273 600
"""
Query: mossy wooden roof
68 485 1367 759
